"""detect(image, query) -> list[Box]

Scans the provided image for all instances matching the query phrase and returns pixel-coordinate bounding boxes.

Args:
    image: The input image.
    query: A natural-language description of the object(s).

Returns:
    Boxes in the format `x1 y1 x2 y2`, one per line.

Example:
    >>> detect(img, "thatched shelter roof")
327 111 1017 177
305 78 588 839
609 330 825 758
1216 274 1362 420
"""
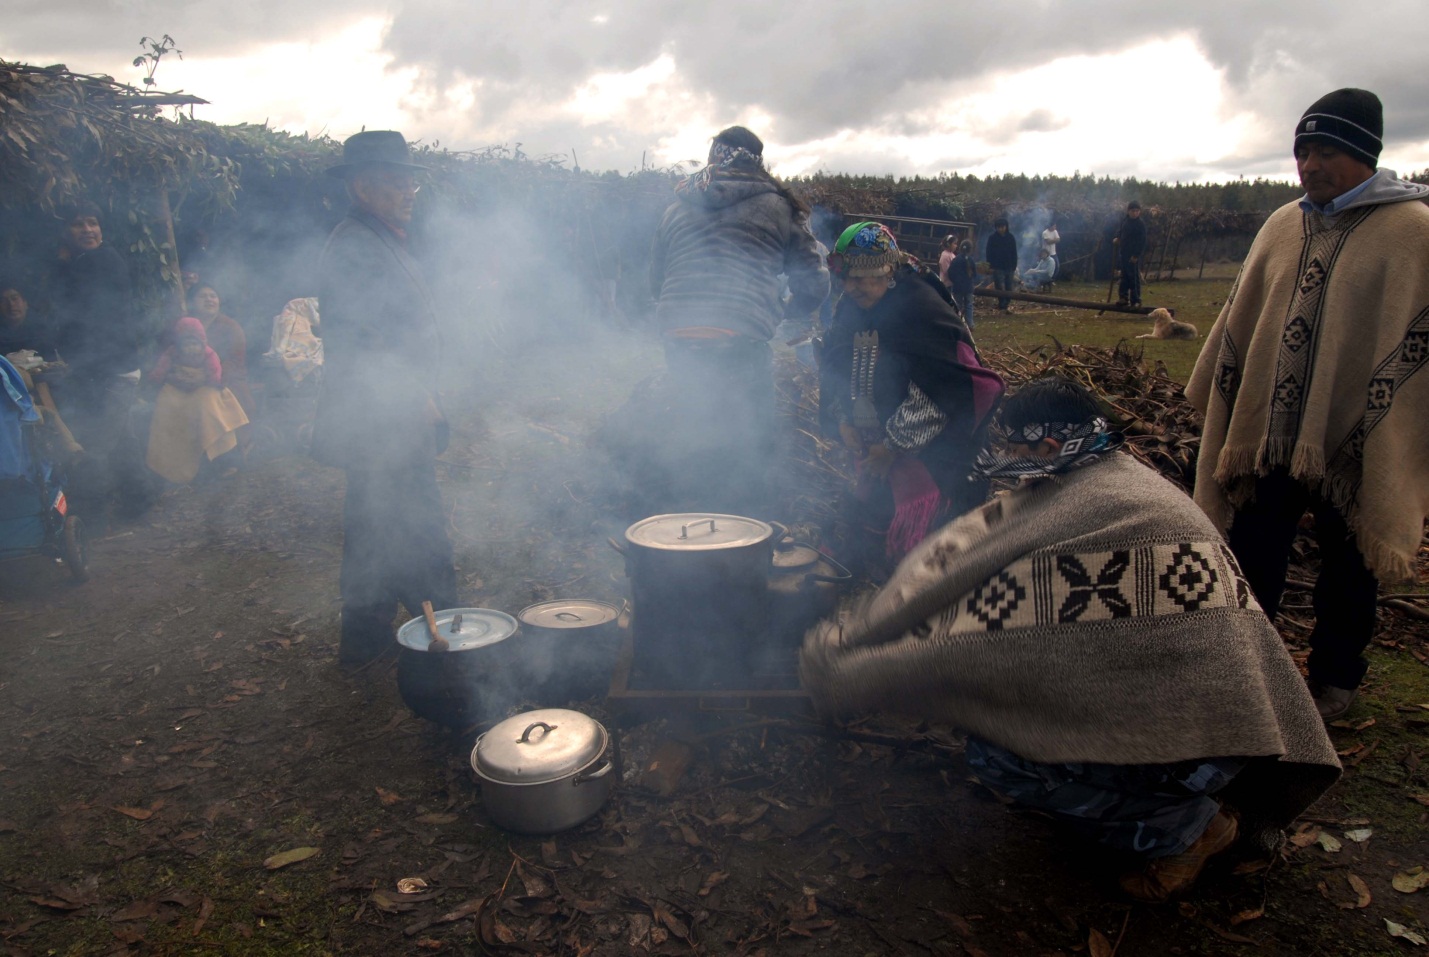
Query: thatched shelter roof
0 61 237 212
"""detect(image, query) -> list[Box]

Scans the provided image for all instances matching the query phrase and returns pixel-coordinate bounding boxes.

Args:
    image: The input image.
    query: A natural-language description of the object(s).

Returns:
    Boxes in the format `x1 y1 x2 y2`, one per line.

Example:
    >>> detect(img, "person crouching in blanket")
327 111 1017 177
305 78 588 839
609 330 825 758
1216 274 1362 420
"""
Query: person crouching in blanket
800 377 1340 902
820 222 1004 578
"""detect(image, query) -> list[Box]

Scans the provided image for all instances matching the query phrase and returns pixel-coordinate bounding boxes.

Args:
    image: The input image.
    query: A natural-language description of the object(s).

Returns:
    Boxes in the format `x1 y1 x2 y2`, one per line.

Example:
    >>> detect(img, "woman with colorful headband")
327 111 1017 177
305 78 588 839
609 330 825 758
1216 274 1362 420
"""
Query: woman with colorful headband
821 222 1004 574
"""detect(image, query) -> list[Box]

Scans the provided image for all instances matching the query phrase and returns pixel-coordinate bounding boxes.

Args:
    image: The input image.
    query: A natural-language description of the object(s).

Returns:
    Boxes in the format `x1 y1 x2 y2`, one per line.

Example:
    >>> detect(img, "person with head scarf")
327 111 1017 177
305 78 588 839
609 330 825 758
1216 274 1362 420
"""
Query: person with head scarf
820 222 1003 575
1188 88 1429 721
646 125 829 518
802 376 1340 902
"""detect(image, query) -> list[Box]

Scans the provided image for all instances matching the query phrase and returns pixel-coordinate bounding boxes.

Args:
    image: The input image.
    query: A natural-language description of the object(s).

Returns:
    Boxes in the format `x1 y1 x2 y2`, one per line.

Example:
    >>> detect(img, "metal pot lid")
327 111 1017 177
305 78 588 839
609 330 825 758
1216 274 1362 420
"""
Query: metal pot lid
518 599 619 630
396 608 518 652
772 543 821 569
624 513 774 551
471 708 608 785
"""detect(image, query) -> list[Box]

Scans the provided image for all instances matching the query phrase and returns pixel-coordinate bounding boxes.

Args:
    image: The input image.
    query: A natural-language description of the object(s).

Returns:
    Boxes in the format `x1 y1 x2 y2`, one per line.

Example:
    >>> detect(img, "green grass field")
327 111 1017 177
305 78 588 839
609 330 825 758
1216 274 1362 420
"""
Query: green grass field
970 263 1239 383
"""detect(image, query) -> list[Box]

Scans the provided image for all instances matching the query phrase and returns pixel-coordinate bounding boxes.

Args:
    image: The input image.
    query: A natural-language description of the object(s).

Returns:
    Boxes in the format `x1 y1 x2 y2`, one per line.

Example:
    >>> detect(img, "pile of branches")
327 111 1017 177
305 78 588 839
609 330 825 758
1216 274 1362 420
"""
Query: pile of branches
0 61 239 213
983 341 1201 491
775 354 847 532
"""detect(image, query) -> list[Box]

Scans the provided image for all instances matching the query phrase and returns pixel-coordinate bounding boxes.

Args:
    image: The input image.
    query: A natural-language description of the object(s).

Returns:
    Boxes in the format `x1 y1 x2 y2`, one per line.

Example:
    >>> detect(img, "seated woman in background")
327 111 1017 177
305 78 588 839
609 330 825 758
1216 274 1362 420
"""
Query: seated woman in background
1021 248 1057 290
145 317 248 484
187 282 255 417
0 281 57 361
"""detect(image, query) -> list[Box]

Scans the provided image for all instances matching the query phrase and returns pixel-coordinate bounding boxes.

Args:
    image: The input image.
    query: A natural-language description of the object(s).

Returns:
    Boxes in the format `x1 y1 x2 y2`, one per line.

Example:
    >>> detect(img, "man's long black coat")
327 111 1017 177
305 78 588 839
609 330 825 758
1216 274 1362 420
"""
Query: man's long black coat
312 209 443 469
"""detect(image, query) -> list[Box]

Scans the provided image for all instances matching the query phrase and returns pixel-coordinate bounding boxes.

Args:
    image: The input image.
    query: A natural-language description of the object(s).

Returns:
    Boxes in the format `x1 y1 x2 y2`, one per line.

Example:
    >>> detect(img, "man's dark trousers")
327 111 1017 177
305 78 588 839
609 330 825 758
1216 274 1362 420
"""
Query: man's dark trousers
991 269 1016 310
1227 469 1379 691
1118 258 1142 305
340 461 458 659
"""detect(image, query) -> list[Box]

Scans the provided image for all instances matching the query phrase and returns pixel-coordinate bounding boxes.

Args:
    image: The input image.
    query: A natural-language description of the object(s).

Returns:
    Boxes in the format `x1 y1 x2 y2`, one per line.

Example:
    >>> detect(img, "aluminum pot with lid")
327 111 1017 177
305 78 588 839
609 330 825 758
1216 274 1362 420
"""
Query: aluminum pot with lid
470 708 613 833
517 600 623 703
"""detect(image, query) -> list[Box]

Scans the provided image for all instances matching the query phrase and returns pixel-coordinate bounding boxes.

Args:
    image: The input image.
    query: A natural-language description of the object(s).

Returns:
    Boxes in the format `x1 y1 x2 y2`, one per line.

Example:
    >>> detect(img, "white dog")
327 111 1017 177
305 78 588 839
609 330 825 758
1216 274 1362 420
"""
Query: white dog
1136 307 1198 340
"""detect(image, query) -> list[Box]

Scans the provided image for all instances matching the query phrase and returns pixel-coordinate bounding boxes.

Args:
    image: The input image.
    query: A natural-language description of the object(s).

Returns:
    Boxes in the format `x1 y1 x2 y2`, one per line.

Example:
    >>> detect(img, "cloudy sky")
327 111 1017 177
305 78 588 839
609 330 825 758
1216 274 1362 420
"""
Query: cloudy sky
7 1 1429 182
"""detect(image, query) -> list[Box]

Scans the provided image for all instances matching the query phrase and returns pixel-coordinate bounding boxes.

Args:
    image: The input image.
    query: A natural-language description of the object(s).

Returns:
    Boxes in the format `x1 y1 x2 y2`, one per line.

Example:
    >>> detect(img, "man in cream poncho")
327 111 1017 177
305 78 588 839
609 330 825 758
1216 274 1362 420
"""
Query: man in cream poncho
1187 88 1429 721
801 378 1339 902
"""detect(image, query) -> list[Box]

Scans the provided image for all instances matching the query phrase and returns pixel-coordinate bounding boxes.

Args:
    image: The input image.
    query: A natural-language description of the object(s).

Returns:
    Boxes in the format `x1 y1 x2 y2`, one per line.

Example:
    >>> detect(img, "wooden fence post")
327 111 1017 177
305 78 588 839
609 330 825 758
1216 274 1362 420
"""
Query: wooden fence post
148 187 185 317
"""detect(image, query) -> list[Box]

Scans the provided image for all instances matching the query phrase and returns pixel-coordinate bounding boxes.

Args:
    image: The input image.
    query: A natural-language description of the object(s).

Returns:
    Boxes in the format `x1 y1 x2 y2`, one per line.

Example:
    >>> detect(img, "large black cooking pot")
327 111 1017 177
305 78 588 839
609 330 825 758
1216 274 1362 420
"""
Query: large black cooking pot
396 608 522 728
619 513 779 690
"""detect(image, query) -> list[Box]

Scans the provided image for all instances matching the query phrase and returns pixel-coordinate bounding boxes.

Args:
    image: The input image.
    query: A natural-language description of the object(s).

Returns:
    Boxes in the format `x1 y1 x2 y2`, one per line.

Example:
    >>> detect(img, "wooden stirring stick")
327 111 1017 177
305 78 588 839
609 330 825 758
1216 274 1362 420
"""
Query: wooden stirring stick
421 601 449 652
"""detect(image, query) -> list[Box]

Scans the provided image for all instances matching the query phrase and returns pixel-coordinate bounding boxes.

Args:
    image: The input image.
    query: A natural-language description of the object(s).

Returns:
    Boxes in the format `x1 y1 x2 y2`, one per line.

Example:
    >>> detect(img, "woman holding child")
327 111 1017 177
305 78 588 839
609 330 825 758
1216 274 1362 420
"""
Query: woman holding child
144 316 248 483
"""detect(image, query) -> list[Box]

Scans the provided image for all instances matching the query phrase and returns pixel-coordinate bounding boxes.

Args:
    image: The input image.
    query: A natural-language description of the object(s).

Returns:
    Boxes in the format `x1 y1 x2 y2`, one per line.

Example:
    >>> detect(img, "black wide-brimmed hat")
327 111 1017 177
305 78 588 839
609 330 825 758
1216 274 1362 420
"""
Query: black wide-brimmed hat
326 130 429 178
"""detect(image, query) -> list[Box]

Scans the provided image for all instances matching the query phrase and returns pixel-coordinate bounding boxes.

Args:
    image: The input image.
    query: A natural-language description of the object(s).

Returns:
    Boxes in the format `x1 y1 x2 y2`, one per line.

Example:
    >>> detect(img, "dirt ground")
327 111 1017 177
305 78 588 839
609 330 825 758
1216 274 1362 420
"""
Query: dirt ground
2 328 1428 957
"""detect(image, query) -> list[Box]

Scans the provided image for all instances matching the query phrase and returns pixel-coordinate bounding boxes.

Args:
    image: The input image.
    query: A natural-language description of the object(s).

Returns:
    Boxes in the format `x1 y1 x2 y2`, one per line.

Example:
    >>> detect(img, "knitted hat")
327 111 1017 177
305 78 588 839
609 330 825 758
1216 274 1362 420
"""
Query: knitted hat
1295 88 1383 168
828 222 902 278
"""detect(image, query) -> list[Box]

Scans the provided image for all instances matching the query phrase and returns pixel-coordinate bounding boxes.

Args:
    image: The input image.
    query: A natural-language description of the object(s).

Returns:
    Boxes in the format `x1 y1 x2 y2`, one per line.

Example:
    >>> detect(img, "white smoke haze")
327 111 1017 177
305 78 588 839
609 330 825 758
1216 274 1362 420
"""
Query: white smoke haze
7 1 1429 179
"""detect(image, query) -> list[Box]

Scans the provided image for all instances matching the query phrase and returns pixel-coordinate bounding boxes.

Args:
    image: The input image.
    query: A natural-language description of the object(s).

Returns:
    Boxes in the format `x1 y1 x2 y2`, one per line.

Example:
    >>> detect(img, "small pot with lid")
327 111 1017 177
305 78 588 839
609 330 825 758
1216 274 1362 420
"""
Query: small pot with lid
517 599 623 703
765 540 852 653
470 708 613 834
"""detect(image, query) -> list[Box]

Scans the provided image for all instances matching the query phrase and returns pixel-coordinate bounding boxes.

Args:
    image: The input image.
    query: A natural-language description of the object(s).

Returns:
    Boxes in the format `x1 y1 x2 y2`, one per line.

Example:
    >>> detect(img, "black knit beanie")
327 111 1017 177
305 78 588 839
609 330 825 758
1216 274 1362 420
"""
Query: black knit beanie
1295 88 1383 168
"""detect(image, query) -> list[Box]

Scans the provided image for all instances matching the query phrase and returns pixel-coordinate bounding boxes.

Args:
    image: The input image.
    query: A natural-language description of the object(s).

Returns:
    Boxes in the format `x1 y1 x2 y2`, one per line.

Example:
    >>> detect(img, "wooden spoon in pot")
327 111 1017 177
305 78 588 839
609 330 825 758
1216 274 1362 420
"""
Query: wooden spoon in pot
421 601 449 653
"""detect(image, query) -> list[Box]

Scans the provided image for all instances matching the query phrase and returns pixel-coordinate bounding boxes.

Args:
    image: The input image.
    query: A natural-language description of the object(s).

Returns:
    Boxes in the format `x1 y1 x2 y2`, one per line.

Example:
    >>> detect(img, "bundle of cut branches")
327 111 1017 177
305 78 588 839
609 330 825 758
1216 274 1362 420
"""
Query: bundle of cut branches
982 340 1201 491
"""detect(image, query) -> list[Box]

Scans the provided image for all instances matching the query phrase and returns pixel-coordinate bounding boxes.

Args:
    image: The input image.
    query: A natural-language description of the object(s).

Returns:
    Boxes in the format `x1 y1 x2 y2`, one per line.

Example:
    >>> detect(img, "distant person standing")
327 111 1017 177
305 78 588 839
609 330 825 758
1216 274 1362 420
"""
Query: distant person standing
648 125 828 517
1041 220 1060 258
947 240 978 329
314 131 457 665
986 218 1018 313
1188 88 1429 721
936 235 958 285
1116 201 1147 307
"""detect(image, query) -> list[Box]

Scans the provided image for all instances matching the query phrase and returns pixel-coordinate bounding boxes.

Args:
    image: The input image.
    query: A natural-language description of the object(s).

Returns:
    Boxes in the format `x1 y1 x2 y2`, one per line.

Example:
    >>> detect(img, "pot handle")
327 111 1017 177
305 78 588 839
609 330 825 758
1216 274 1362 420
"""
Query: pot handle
769 520 790 543
518 721 558 743
679 518 717 539
573 760 613 785
606 536 627 555
805 552 854 586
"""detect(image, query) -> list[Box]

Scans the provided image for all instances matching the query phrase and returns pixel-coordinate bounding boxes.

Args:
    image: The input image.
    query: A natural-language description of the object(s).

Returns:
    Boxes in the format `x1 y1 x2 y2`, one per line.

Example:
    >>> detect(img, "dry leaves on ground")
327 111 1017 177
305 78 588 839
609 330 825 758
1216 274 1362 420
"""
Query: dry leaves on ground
263 846 321 870
1394 867 1429 894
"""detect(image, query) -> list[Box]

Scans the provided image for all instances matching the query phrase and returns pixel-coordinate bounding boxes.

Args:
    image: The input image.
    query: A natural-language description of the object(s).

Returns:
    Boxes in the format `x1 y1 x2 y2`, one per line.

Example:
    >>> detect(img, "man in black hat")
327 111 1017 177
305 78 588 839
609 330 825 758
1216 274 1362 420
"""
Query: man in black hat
314 130 458 664
1115 201 1146 307
1189 88 1429 721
